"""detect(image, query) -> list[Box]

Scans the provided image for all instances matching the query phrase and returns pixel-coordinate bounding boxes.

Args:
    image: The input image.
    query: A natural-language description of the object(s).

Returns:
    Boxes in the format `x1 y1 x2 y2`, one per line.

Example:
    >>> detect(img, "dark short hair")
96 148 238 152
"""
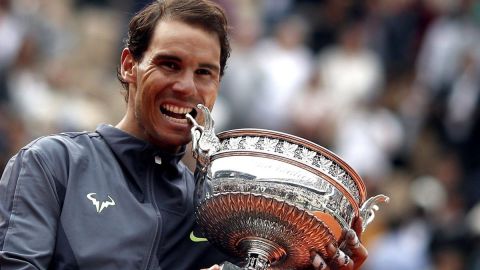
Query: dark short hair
117 0 231 102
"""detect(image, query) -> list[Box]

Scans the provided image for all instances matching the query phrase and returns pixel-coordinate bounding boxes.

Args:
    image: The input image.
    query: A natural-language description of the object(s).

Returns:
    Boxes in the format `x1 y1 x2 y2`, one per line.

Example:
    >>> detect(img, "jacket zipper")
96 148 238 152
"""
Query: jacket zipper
144 164 163 270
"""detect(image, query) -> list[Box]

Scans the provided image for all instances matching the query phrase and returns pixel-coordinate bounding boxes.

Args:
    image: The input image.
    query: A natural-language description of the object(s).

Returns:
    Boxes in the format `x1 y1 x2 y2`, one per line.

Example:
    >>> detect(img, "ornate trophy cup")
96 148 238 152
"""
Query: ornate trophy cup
187 105 389 270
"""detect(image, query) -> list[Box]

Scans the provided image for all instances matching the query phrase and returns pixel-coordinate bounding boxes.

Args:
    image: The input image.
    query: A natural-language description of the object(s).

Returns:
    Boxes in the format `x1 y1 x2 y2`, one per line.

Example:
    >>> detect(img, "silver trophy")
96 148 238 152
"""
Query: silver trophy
187 105 389 270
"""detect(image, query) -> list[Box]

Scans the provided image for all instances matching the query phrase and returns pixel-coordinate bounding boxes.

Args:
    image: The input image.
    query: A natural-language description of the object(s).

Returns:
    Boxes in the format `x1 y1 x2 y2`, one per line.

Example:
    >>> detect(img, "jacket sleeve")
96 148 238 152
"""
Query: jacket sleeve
0 146 61 269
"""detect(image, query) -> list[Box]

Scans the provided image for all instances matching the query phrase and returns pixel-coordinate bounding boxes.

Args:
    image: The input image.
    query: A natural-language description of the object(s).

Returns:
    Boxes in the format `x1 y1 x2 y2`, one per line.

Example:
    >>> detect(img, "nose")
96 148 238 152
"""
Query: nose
171 71 196 96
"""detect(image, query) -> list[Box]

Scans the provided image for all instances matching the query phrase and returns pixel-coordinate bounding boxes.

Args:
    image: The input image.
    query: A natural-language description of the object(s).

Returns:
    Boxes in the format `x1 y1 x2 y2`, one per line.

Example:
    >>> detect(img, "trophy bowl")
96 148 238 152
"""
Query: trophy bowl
188 105 388 270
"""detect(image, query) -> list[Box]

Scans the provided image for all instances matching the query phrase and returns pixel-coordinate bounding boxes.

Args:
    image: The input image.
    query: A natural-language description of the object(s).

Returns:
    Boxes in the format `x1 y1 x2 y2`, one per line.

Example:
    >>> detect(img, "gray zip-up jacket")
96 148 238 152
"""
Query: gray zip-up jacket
0 124 231 269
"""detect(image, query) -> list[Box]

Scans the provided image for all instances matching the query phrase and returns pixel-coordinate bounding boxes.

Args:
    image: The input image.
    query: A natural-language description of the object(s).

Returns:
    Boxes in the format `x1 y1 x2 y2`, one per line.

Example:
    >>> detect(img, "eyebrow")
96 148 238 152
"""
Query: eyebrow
199 62 220 73
151 53 181 63
152 53 220 73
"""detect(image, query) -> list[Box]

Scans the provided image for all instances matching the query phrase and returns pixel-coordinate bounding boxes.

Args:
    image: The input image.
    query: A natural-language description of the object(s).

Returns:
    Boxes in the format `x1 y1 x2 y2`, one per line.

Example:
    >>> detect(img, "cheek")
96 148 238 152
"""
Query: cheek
139 72 162 106
201 84 219 109
137 85 158 120
196 87 218 126
204 92 217 109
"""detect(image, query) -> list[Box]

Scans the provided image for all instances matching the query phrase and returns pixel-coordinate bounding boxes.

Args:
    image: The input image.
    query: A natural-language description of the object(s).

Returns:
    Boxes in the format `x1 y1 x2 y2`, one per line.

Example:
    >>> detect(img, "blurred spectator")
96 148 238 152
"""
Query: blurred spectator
466 202 480 269
334 106 404 186
444 50 479 144
0 105 27 171
0 0 25 104
315 18 383 124
295 0 365 54
6 2 121 137
260 0 294 35
366 217 432 270
415 1 479 97
365 0 428 79
289 71 334 145
0 0 27 170
218 11 264 130
0 0 478 268
251 14 313 132
0 0 125 171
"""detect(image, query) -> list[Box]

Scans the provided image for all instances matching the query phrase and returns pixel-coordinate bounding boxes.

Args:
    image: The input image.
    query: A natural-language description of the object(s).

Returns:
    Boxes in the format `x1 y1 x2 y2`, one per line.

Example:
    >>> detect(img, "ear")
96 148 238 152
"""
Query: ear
120 48 137 84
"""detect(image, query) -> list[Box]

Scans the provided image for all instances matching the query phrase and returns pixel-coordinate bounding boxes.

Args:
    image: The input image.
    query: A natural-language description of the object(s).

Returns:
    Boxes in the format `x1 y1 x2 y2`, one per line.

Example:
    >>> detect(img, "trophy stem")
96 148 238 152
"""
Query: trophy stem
239 237 287 270
244 253 269 270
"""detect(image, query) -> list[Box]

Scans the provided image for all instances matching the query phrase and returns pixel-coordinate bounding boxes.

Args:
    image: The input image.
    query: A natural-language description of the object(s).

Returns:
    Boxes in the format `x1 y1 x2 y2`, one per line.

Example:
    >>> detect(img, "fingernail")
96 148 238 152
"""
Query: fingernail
312 254 326 269
312 254 321 267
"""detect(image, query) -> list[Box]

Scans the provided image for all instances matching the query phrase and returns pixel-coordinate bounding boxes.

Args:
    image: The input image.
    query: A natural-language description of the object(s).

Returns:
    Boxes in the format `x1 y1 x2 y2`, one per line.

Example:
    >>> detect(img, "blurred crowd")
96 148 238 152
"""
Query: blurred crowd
0 0 479 269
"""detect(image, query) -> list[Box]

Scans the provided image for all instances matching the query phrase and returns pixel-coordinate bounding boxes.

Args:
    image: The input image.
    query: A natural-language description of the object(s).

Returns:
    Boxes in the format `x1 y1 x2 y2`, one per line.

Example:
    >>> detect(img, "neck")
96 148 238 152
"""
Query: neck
115 115 183 154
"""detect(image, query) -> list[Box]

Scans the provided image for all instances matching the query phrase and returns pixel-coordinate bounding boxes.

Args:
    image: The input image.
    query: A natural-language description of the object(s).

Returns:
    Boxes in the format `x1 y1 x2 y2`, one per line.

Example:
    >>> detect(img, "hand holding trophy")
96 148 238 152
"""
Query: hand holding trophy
188 105 389 270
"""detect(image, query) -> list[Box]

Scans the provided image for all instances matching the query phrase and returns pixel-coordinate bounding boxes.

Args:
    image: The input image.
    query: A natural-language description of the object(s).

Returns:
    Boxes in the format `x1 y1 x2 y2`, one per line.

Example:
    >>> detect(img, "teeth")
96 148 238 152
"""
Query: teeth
164 114 189 124
162 104 191 115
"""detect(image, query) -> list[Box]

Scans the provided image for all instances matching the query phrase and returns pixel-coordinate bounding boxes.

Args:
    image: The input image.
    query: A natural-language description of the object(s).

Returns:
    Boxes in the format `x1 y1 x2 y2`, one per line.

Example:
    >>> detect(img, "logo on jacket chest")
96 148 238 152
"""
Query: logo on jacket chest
87 193 116 213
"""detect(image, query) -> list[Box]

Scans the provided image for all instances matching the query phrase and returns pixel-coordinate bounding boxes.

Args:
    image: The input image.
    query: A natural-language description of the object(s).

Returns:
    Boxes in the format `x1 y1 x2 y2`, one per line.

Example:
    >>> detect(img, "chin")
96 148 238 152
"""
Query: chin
152 131 191 152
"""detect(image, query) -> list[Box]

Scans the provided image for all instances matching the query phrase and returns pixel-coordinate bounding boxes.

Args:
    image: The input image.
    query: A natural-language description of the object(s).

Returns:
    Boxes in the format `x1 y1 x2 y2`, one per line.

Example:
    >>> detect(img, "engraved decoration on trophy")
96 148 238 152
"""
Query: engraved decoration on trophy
187 104 389 270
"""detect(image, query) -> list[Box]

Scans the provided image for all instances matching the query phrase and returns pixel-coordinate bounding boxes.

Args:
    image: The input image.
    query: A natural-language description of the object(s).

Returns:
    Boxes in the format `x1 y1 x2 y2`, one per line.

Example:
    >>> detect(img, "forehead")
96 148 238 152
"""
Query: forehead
146 19 221 60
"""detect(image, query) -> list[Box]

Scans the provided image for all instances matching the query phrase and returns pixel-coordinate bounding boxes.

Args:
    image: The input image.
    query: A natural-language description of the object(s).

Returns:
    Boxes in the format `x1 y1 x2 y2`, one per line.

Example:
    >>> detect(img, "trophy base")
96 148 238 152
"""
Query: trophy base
240 237 285 270
197 192 337 269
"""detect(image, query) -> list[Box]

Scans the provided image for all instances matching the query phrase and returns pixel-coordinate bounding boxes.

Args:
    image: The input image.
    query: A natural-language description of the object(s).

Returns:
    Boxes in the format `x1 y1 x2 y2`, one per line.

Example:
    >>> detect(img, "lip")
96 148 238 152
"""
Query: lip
162 103 194 115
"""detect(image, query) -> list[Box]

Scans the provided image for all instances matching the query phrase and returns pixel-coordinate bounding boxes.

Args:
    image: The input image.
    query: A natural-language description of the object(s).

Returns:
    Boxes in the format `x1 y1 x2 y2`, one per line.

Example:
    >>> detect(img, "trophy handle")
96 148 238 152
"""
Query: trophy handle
359 194 389 232
186 104 221 172
187 105 220 205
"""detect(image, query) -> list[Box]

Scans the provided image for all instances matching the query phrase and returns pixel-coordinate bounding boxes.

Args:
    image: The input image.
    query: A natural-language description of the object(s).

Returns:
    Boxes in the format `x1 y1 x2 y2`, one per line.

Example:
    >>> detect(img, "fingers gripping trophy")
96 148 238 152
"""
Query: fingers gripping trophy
187 105 389 270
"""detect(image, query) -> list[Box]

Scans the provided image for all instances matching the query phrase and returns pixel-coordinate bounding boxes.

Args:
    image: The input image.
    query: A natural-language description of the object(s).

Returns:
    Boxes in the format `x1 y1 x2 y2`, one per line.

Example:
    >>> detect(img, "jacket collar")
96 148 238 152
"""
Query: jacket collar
95 124 188 203
95 124 186 172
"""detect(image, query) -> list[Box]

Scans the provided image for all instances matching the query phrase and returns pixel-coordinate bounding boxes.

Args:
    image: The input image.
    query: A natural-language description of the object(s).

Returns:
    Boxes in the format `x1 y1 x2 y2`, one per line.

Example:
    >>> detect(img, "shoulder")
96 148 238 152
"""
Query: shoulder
23 131 102 155
16 131 107 173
